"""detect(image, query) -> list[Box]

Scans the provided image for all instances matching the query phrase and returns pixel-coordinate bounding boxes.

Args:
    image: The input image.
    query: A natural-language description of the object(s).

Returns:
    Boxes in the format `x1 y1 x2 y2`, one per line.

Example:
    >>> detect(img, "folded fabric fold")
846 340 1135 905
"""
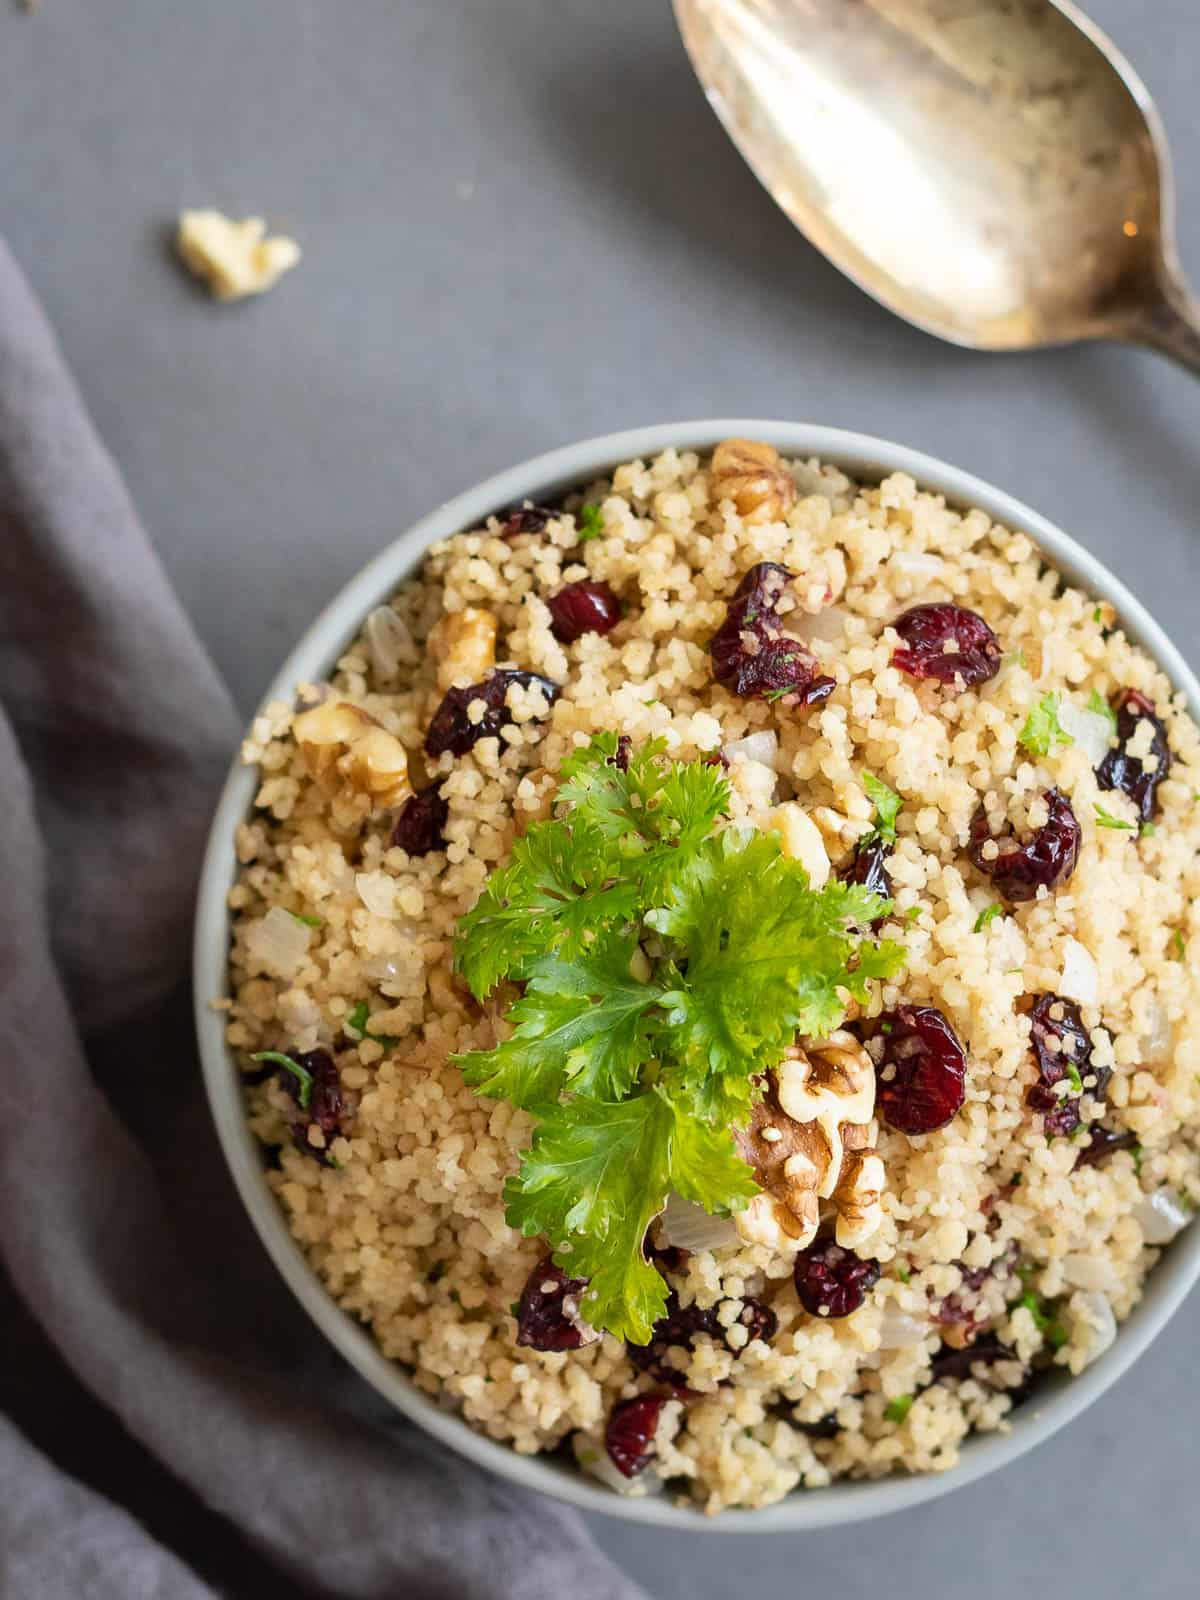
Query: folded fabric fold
0 238 642 1600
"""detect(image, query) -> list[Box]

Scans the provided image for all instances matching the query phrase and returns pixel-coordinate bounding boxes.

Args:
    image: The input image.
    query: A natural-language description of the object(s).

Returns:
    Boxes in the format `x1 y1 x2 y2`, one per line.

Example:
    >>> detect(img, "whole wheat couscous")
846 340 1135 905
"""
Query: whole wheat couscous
225 441 1200 1512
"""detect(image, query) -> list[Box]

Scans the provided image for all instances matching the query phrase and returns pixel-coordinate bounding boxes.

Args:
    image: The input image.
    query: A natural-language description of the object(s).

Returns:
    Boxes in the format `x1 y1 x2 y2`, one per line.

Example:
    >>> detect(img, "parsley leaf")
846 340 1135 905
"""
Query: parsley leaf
454 734 906 1339
458 934 664 1107
651 829 903 1123
506 1089 755 1344
862 772 902 843
884 1395 913 1424
1171 930 1187 961
1094 803 1135 832
344 1002 398 1050
974 904 1003 932
576 503 604 542
1087 689 1118 735
1017 1288 1067 1349
289 910 324 928
1019 693 1074 758
250 1050 313 1110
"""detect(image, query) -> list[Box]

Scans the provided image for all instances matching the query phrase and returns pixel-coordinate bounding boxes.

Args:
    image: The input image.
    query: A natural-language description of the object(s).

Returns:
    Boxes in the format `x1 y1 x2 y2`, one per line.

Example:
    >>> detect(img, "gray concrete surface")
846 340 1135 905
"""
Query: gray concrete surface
3 1 1197 1595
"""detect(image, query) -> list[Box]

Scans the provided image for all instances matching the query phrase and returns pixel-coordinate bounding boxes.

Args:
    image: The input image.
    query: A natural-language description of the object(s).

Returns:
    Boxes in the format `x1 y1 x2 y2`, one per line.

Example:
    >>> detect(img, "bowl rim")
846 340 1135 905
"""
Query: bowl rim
193 420 1200 1532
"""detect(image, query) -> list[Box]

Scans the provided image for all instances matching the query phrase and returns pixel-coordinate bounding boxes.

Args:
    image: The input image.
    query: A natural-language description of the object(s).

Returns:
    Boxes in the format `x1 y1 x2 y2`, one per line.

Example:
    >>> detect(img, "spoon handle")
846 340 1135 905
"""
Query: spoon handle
1128 276 1200 380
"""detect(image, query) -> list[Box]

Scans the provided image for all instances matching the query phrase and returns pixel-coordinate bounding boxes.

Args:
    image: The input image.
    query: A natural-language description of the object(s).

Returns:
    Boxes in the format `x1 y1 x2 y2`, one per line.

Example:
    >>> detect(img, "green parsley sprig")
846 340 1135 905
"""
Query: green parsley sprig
576 503 604 542
1094 803 1135 832
1017 1288 1068 1350
1019 694 1073 758
250 1050 313 1110
861 772 902 844
1086 690 1118 737
454 734 906 1342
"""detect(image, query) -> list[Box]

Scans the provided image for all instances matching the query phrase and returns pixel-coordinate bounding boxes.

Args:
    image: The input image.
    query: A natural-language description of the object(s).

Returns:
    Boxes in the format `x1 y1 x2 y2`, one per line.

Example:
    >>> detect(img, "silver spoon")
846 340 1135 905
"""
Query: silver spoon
672 0 1200 375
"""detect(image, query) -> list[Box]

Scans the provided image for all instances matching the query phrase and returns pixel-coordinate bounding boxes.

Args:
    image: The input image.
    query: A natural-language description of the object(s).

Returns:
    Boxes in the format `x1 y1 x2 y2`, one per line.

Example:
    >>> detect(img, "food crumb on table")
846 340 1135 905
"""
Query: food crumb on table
176 209 301 302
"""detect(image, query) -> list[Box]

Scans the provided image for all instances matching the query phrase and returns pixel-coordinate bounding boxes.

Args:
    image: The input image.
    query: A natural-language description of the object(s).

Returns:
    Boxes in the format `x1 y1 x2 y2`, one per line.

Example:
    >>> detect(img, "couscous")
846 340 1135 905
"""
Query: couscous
225 441 1200 1512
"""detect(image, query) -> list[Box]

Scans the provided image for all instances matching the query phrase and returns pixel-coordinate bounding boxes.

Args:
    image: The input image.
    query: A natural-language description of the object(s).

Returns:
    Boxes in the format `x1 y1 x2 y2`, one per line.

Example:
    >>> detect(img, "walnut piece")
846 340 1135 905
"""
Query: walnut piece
734 1033 884 1254
427 607 498 691
291 699 412 811
768 803 831 889
176 210 301 302
710 438 798 524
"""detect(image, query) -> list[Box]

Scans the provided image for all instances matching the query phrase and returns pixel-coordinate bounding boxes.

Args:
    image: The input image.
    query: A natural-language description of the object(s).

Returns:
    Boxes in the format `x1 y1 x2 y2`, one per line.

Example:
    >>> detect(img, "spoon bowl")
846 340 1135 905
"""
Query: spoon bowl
673 0 1200 372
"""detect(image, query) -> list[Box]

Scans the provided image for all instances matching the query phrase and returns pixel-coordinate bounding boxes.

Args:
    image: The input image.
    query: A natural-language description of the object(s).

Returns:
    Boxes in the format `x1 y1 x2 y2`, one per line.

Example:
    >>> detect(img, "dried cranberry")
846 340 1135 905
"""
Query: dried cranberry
626 1291 776 1386
277 1049 344 1164
389 785 449 855
1097 689 1172 823
929 1337 1020 1385
425 668 561 757
874 1005 967 1135
643 1229 688 1276
968 787 1081 902
793 1241 880 1318
709 562 835 705
605 1395 666 1478
1026 992 1109 1139
611 734 633 772
547 580 622 642
514 1256 595 1352
497 502 555 537
793 1412 840 1440
1074 1124 1138 1170
937 1256 1008 1341
627 1293 721 1387
839 834 894 902
891 603 1002 687
737 1298 778 1347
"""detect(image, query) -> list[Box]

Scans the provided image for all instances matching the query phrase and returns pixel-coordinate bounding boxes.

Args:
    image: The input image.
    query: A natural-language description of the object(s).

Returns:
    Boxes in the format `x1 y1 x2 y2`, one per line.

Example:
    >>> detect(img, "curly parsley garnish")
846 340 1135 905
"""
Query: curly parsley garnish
250 1050 313 1110
1019 694 1073 758
576 503 604 542
1094 803 1135 832
861 772 902 844
454 734 905 1342
1087 689 1118 736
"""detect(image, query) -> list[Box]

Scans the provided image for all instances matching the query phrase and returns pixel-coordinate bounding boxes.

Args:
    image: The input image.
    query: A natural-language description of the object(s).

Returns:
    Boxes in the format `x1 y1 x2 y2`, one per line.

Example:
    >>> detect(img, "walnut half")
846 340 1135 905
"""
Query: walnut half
427 607 498 691
734 1033 885 1254
710 438 798 525
291 699 412 812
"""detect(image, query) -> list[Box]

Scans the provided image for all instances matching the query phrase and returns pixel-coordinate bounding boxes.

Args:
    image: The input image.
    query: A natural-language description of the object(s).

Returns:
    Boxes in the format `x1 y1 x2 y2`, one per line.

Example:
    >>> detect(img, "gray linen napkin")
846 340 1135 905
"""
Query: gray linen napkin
0 238 642 1600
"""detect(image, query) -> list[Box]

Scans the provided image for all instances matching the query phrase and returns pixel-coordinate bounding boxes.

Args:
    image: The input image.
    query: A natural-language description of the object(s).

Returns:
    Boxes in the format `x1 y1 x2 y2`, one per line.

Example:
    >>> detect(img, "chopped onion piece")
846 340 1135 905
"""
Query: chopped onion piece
1058 937 1099 1006
1057 701 1114 769
890 550 944 578
791 604 848 645
1071 1290 1116 1368
244 905 311 979
1134 1187 1192 1245
1061 1254 1122 1295
722 730 778 769
877 1307 930 1349
572 1433 664 1496
356 870 398 918
659 1192 740 1253
364 605 417 679
1140 1000 1172 1060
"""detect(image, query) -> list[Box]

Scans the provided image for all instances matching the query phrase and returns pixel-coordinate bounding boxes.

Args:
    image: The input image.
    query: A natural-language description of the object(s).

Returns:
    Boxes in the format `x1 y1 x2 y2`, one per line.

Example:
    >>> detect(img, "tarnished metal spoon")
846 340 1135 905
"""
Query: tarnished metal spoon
673 0 1200 374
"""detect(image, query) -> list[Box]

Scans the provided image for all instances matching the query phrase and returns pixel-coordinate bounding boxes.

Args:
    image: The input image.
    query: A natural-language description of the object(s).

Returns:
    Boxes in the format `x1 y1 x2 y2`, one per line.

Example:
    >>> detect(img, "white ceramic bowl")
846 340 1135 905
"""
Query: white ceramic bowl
194 421 1200 1530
